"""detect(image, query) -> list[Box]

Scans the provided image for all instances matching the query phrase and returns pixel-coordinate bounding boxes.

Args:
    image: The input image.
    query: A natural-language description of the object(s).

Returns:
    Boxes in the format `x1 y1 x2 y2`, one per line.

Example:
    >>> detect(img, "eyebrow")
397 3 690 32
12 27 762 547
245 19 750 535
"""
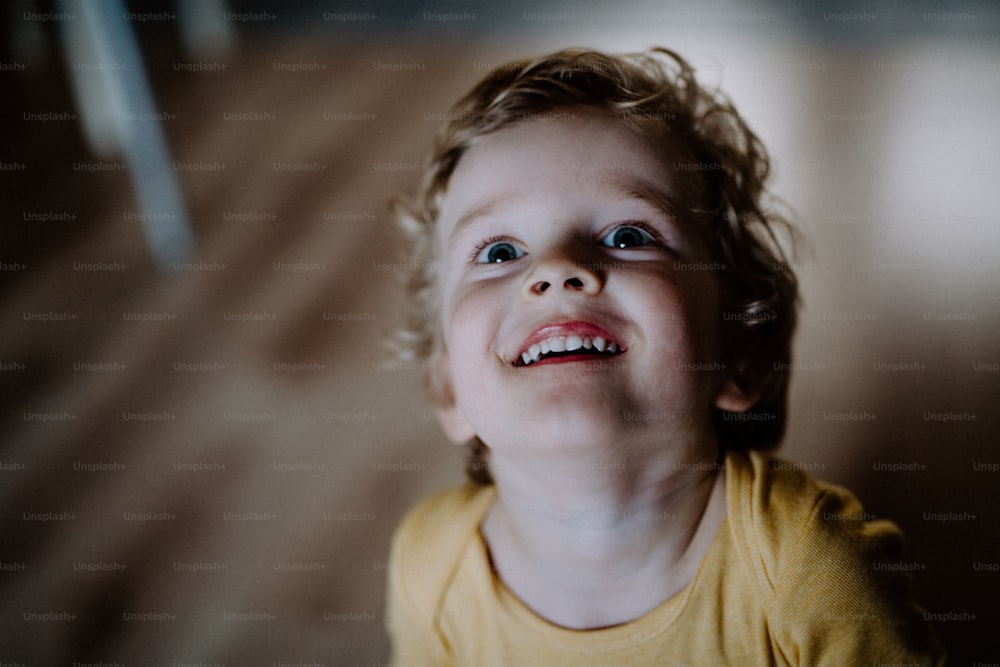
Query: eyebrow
610 181 683 222
448 196 512 244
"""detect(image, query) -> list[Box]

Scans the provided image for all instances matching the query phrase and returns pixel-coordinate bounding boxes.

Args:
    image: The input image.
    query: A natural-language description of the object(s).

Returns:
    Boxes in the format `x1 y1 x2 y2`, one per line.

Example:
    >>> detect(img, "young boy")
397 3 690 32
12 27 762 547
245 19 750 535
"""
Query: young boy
387 47 944 665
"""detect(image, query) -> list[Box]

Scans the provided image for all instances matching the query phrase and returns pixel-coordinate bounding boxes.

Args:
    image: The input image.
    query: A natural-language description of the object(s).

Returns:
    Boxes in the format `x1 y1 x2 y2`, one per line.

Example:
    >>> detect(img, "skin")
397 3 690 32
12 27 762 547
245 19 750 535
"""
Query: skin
430 109 756 629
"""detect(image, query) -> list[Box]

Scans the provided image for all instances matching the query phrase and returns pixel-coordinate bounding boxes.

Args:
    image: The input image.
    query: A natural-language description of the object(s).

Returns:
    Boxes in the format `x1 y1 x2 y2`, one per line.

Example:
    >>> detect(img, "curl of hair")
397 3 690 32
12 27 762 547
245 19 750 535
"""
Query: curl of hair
391 47 801 484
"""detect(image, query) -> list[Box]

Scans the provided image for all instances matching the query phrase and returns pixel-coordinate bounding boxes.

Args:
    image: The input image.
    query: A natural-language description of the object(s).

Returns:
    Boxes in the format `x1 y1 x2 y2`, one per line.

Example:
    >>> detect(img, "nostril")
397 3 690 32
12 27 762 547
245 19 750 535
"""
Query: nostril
565 277 584 289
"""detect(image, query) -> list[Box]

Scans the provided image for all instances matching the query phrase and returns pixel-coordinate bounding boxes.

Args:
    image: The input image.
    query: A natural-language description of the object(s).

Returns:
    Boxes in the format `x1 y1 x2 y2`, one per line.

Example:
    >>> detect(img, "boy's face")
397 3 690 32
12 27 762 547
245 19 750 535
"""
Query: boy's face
432 110 749 458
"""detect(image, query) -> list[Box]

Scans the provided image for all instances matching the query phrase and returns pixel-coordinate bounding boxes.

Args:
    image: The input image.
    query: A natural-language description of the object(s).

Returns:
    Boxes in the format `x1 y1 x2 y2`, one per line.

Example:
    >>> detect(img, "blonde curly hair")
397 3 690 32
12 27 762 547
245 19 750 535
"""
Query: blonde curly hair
392 47 800 484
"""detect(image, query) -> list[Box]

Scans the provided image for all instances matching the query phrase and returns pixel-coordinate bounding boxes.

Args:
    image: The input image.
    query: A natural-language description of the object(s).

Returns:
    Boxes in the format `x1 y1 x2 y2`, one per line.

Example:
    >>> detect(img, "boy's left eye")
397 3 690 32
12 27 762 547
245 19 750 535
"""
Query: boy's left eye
600 225 656 249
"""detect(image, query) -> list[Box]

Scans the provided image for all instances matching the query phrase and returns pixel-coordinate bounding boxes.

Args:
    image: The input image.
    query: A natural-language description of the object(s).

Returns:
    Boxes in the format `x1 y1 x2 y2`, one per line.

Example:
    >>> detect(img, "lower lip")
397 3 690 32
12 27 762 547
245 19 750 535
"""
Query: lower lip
522 353 621 367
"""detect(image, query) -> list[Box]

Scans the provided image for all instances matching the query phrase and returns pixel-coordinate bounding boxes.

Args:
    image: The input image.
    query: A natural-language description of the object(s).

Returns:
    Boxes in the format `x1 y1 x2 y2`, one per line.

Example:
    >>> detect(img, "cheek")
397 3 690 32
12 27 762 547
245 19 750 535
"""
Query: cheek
630 271 723 369
441 280 505 375
444 282 486 336
634 279 724 423
439 271 474 341
685 276 724 358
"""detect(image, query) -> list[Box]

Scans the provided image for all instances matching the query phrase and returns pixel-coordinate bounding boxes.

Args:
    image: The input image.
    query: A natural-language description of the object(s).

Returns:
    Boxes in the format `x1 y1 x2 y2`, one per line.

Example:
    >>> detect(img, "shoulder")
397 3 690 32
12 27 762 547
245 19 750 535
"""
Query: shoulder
725 450 945 664
388 484 496 618
725 449 900 591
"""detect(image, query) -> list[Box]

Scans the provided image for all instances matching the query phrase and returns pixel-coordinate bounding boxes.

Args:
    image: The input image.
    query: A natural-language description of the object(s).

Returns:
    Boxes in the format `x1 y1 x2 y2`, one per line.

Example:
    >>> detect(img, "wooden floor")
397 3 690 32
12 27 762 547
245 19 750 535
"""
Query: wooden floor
2 28 997 665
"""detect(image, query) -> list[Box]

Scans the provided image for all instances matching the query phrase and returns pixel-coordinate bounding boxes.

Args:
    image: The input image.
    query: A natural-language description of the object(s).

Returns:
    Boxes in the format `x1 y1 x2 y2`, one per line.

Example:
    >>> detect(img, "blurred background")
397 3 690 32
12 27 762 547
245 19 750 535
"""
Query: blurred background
1 0 998 663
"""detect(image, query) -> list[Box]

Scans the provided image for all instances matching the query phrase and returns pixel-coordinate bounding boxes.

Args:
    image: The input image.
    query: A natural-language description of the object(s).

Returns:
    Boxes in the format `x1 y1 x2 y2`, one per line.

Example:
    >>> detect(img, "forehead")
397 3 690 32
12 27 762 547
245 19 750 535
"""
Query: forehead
437 111 684 229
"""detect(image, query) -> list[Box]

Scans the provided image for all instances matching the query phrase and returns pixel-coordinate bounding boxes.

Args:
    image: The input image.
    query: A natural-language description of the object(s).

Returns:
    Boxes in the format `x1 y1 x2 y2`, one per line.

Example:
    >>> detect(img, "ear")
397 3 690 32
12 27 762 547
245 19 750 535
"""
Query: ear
713 376 762 413
427 348 476 444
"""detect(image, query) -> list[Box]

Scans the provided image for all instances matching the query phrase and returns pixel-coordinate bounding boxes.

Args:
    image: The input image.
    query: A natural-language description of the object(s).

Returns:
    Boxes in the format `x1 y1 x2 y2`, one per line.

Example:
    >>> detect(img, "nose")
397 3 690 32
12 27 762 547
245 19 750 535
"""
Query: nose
521 247 604 298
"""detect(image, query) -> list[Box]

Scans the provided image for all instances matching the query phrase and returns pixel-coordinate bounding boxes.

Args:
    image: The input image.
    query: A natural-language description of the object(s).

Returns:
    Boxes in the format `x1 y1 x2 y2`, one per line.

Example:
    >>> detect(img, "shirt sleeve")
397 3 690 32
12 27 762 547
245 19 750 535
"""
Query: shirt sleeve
385 505 453 667
385 484 496 666
766 485 946 666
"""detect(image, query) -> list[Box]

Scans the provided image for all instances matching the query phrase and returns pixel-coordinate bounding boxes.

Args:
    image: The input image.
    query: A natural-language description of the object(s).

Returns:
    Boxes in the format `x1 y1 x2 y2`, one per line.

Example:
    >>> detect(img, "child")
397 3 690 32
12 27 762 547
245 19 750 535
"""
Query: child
386 47 944 665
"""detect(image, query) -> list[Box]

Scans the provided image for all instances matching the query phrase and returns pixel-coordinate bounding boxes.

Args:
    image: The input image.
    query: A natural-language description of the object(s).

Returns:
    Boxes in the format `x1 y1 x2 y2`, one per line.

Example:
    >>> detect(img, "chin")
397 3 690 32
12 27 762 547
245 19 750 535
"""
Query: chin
499 406 627 454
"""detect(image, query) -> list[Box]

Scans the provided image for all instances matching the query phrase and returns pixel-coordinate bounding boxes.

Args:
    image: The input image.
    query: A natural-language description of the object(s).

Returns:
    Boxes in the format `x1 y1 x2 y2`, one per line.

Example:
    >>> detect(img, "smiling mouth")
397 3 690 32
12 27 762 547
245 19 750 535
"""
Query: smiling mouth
514 334 624 367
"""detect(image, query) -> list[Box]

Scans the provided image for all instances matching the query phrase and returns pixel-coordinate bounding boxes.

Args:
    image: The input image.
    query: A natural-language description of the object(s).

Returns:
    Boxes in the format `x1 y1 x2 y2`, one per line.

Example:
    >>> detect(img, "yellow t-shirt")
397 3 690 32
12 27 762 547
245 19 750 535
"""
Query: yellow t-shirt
386 450 945 666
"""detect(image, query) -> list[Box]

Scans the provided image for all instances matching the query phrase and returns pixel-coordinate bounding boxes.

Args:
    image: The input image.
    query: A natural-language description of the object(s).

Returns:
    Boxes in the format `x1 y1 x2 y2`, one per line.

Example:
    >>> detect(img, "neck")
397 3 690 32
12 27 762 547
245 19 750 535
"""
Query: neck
480 441 727 629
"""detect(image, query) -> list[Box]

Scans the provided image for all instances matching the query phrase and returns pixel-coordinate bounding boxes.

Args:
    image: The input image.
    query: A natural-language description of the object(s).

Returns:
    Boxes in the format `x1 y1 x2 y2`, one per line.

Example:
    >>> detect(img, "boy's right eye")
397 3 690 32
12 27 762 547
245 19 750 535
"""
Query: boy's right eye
474 240 526 264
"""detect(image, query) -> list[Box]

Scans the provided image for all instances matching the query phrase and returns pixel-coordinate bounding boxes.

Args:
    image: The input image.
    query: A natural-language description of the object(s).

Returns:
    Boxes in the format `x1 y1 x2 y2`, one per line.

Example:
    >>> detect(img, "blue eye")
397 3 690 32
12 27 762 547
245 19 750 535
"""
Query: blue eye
601 225 656 249
475 241 526 264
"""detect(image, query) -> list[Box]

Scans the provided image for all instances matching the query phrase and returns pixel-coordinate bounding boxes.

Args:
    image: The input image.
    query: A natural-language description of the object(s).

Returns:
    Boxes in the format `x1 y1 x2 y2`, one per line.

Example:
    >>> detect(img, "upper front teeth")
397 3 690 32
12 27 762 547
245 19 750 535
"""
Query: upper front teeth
519 335 621 365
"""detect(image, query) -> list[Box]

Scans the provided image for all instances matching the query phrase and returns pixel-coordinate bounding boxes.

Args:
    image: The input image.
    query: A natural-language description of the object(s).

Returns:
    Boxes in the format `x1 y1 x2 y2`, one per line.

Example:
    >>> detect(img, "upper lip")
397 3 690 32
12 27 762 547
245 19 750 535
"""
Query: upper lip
510 319 627 366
